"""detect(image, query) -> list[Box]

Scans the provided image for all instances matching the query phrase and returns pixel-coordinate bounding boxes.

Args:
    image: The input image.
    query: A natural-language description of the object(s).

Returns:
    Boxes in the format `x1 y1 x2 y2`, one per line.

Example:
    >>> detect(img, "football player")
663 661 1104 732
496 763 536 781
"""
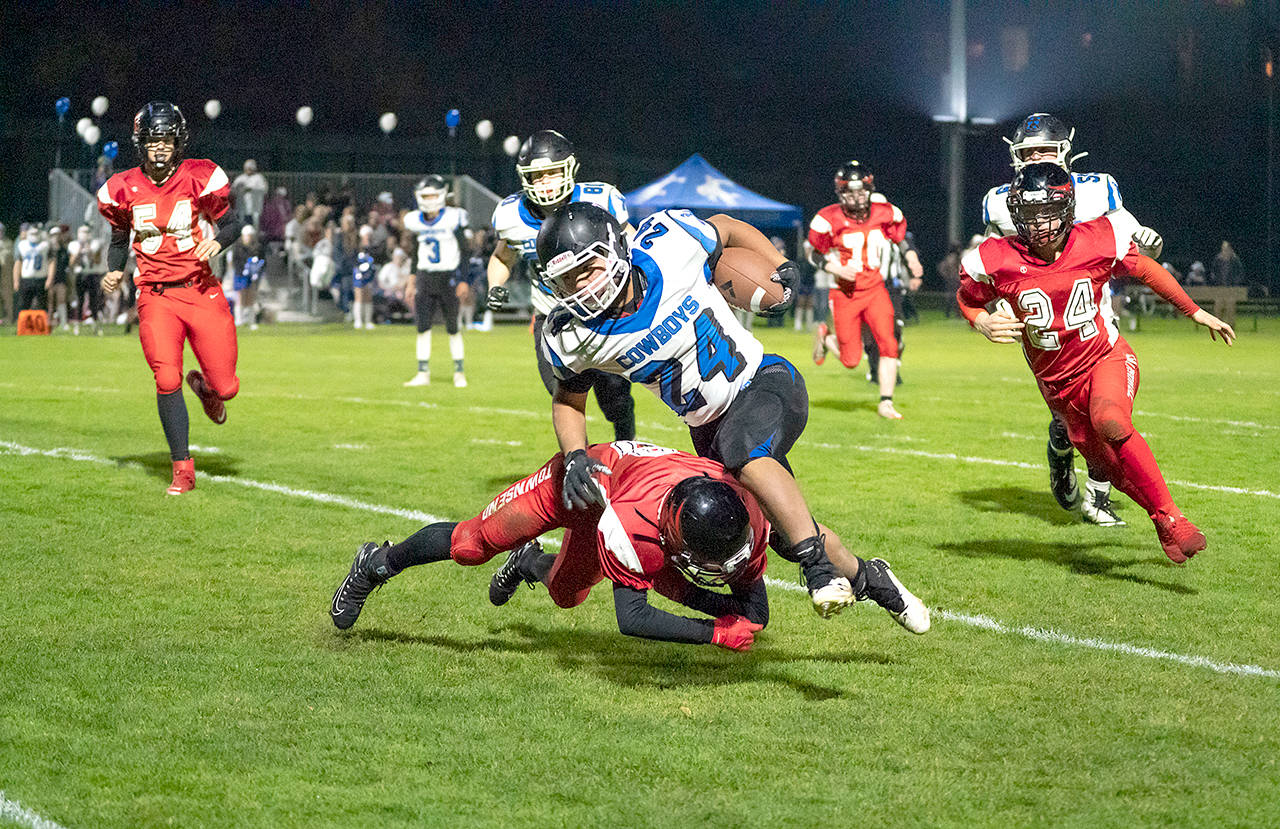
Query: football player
68 225 106 336
808 161 923 419
98 102 241 495
534 202 930 631
981 113 1164 525
402 174 470 387
484 130 637 441
228 224 263 330
957 164 1234 562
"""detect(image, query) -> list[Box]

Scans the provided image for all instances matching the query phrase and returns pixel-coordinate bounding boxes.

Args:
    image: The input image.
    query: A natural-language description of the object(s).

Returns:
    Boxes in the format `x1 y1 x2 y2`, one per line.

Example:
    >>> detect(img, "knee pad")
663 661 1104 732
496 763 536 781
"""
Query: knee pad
154 367 183 394
1092 403 1133 444
447 518 490 566
212 376 240 401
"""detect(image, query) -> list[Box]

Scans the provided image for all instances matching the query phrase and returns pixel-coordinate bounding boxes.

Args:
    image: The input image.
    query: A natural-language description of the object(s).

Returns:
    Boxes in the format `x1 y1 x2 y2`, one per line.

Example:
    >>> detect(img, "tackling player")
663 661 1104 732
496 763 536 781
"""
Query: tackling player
808 161 922 419
534 202 930 631
484 130 637 441
957 164 1234 562
981 113 1165 525
98 102 241 495
402 175 470 387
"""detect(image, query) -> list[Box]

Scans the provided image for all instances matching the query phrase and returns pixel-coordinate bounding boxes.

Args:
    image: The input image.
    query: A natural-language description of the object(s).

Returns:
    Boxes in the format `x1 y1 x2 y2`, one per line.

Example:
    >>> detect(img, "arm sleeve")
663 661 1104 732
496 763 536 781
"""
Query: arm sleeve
612 585 715 644
212 212 241 251
1119 254 1200 317
106 227 131 272
957 274 997 326
807 212 833 255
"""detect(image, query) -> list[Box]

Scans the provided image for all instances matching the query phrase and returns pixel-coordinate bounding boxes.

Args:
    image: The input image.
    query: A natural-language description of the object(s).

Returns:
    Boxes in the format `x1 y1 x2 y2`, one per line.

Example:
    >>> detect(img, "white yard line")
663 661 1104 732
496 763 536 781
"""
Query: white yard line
4 436 1278 682
0 791 68 829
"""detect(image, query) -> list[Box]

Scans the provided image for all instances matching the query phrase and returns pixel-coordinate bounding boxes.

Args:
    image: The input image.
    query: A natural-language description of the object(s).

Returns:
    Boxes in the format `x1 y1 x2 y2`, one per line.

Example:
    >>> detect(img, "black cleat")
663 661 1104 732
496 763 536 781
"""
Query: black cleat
330 542 391 630
856 557 930 634
489 540 543 606
1047 440 1080 511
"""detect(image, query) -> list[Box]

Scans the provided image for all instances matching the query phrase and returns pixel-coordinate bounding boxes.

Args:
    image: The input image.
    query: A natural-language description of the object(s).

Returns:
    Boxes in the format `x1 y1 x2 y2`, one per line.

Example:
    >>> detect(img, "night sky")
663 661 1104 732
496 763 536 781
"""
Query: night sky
3 0 1278 282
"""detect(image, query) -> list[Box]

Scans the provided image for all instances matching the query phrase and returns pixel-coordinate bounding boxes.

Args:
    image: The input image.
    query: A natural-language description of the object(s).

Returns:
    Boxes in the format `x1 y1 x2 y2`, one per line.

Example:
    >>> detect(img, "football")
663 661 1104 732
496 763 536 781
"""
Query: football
713 247 787 312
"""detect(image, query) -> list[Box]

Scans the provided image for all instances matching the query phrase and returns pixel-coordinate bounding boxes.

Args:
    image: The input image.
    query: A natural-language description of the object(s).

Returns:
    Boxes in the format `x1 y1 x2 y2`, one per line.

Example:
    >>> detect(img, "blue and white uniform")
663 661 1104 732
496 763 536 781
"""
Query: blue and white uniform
982 171 1130 237
492 182 628 316
542 209 764 429
404 206 469 273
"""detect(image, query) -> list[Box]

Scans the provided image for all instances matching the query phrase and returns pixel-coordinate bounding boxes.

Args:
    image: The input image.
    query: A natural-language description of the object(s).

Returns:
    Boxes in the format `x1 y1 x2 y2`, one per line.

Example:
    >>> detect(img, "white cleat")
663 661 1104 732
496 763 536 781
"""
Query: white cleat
1080 481 1126 526
453 372 468 388
877 399 903 420
809 576 855 618
403 372 430 387
861 558 930 634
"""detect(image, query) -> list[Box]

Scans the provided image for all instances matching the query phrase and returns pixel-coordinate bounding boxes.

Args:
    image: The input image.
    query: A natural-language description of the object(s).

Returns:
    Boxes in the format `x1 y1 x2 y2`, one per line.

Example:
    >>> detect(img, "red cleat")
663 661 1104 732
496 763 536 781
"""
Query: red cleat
186 370 226 425
167 458 195 495
812 322 829 366
1152 510 1206 563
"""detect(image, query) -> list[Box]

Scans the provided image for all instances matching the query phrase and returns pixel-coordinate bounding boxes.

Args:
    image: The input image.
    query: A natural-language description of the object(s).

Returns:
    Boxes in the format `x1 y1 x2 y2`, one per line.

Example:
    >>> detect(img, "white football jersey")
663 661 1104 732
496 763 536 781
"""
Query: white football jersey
17 239 49 280
982 171 1126 237
403 206 469 272
541 209 763 428
491 182 628 315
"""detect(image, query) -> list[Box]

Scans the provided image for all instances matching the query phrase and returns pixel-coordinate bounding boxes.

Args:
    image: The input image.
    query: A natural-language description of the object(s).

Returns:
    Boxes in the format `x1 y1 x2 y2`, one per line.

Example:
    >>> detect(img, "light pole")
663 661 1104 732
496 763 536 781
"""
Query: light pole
934 0 993 247
1266 46 1275 295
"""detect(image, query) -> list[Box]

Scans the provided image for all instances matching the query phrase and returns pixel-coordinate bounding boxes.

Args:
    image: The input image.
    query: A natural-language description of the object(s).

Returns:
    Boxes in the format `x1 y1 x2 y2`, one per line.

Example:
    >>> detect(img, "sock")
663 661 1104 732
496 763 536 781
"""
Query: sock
234 301 244 326
482 309 493 328
880 395 892 403
416 331 431 371
1048 418 1073 455
352 298 363 325
386 522 457 575
1113 433 1176 516
156 390 190 461
449 332 464 373
528 551 556 584
363 301 373 327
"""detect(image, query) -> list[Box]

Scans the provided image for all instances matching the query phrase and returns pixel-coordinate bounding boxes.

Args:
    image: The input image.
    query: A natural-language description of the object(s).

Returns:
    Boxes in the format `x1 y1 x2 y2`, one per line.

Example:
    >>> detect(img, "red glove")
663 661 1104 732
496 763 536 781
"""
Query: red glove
711 615 764 651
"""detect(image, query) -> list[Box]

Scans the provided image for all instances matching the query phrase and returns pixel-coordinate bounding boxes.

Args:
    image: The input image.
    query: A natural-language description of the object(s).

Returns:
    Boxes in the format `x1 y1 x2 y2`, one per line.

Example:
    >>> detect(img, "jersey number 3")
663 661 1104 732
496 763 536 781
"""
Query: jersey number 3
1017 278 1100 350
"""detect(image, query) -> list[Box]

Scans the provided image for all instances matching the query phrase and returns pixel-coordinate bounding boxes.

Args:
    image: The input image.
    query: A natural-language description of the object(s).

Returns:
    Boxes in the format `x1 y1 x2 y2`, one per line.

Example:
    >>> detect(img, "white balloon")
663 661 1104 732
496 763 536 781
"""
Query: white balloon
83 124 101 145
379 112 397 134
91 96 109 117
502 135 520 157
76 117 92 137
296 106 314 127
204 99 222 120
476 119 494 141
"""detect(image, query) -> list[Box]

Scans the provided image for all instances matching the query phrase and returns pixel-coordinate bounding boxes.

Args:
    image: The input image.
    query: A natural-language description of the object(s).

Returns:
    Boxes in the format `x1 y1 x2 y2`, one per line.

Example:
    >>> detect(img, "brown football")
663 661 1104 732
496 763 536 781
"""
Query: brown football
712 247 786 312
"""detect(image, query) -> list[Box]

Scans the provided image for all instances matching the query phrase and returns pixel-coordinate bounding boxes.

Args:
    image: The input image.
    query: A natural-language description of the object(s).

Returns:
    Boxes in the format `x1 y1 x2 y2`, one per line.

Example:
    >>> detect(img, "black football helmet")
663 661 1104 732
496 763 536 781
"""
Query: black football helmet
414 174 448 213
834 160 875 218
1007 162 1075 248
536 202 630 321
517 130 579 207
132 102 188 179
658 476 753 588
1005 112 1081 170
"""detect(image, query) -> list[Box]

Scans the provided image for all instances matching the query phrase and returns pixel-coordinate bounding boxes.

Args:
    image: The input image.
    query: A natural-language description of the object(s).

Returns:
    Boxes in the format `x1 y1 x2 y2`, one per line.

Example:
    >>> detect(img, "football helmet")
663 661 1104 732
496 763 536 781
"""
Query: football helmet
834 160 874 219
658 476 753 588
536 202 630 321
1005 113 1081 170
1007 162 1075 248
132 101 188 179
517 130 579 208
414 174 449 214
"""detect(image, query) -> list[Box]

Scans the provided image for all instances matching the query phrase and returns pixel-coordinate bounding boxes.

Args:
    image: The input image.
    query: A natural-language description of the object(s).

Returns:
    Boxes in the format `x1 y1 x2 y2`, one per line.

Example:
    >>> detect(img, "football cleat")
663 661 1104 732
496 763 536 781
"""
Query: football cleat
1080 481 1125 526
166 458 195 495
403 371 430 387
857 557 930 634
1152 511 1206 564
488 540 543 606
812 323 829 365
1047 442 1080 511
877 399 903 420
453 372 468 388
185 370 226 425
330 542 391 629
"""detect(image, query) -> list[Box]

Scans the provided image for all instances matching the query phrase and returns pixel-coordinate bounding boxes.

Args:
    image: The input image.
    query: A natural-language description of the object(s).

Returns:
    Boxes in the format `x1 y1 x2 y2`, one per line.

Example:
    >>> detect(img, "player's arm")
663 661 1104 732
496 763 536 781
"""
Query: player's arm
657 572 769 627
44 253 54 290
101 226 132 293
707 214 784 268
485 239 518 309
957 275 1023 344
194 211 242 263
12 259 20 293
612 585 763 650
1121 254 1235 344
898 236 923 285
551 378 612 510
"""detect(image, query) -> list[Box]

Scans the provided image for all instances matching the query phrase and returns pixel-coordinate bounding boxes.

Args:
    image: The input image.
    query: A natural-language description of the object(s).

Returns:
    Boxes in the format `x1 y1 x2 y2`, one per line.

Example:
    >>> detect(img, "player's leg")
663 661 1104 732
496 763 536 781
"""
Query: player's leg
137 289 195 494
1046 411 1082 511
864 286 902 418
812 290 842 365
438 271 466 387
592 372 636 442
540 527 606 609
405 271 432 386
1080 455 1123 526
830 289 865 370
184 283 239 425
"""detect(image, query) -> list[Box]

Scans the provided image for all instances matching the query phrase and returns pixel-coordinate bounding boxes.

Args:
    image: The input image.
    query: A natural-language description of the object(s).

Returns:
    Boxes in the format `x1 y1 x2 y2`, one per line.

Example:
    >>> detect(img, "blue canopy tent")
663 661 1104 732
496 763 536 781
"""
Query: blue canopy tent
625 154 805 249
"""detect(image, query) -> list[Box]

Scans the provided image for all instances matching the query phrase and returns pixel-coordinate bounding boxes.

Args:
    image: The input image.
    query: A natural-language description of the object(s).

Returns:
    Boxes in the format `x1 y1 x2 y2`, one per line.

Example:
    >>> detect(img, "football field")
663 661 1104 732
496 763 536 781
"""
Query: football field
2 313 1278 828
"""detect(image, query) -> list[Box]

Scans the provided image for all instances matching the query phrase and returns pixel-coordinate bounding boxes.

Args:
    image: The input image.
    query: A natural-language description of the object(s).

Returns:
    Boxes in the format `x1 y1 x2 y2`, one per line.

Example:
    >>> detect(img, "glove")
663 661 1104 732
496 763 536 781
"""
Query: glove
486 284 509 311
561 449 611 511
760 261 797 317
1133 226 1163 257
711 614 764 651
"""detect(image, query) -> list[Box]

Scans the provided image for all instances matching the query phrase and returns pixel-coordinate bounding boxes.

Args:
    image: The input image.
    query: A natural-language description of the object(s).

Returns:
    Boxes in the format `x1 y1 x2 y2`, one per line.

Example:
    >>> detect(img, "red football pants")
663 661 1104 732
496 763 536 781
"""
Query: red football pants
1038 339 1175 517
828 279 899 364
449 451 606 609
137 280 240 398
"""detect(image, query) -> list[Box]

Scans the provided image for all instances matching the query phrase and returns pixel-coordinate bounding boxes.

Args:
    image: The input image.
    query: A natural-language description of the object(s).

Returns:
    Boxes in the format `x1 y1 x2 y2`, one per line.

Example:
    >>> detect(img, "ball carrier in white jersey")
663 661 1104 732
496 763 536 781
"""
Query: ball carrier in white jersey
403 175 469 388
484 130 637 440
980 113 1164 526
536 202 930 631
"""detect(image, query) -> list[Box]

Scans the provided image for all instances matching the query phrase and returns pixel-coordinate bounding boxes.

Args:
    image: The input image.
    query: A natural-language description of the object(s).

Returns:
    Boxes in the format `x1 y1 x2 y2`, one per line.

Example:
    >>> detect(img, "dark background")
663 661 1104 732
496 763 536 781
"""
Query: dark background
3 0 1277 288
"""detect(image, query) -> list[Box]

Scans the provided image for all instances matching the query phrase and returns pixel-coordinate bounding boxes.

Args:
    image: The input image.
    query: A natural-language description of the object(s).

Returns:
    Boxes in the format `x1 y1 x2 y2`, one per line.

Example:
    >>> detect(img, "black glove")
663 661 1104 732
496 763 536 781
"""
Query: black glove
486 284 509 311
561 449 611 511
761 260 798 317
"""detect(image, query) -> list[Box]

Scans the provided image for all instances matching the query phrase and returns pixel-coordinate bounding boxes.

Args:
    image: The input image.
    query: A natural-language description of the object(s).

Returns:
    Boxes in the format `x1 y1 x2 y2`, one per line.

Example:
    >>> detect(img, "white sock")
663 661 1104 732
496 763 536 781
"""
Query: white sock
352 299 363 326
482 309 493 328
363 301 373 327
449 332 464 371
416 331 431 369
234 300 244 326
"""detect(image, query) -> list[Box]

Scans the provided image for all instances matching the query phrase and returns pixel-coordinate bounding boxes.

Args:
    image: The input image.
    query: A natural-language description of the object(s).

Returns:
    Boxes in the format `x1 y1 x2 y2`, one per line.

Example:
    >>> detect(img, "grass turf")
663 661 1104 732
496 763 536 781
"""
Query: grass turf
1 312 1278 827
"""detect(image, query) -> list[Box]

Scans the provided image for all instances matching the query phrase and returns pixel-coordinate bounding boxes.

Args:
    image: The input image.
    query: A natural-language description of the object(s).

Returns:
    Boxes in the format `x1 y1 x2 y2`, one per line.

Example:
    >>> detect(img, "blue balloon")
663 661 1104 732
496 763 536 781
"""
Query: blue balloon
103 140 119 160
445 108 461 128
55 97 71 117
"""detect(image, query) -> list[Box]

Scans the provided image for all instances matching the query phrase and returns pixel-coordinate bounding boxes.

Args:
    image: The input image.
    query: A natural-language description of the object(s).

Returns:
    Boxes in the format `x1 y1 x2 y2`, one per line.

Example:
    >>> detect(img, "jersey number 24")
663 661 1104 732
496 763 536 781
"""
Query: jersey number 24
1017 278 1100 350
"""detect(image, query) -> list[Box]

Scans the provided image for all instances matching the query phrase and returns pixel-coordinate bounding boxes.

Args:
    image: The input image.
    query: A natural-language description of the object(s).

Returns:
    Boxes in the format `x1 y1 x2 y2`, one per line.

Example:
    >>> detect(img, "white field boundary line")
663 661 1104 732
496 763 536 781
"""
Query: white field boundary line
4 438 1279 683
0 790 68 829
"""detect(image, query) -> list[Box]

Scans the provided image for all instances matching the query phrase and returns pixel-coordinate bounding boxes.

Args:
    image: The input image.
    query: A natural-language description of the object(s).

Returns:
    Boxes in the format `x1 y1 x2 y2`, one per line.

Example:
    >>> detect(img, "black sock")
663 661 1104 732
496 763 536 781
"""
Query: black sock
386 522 457 574
1048 418 1073 454
880 395 893 403
157 390 190 461
850 556 869 598
528 551 555 583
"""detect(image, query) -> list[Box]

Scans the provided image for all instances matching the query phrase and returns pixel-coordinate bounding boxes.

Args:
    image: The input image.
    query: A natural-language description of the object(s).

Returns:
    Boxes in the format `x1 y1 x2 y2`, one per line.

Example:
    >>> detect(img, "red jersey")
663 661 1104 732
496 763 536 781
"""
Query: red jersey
97 159 230 285
807 197 907 291
958 214 1140 386
588 442 769 593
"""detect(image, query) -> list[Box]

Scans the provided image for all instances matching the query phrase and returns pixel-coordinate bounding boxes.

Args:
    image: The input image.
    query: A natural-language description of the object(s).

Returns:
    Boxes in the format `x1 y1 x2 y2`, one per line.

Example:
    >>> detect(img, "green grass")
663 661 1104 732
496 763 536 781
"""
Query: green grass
2 313 1278 828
